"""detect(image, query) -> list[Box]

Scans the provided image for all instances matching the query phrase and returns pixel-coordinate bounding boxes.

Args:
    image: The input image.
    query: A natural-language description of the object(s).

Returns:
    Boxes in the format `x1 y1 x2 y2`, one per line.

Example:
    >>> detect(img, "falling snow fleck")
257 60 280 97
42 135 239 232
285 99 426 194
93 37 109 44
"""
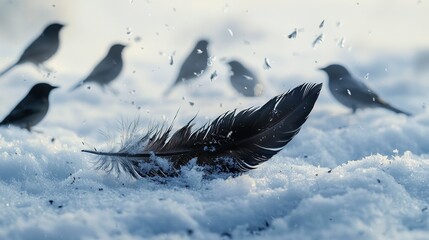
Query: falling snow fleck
227 28 234 37
364 73 369 79
210 71 218 81
312 34 324 48
347 89 351 95
196 49 203 54
126 27 132 35
208 56 216 66
169 55 174 65
243 75 253 80
194 70 204 77
264 58 272 70
288 29 297 39
338 37 346 48
319 20 325 28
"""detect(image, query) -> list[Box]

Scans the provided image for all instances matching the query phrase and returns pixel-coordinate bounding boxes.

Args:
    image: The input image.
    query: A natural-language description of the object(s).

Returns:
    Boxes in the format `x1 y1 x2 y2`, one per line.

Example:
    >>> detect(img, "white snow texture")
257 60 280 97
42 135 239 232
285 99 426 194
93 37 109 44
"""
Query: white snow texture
1 1 429 239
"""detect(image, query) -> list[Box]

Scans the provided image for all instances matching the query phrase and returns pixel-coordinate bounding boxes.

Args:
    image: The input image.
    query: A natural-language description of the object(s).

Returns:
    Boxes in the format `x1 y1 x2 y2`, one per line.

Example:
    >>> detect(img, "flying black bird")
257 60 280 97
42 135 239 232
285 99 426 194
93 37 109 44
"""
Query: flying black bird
0 83 58 131
227 60 264 97
83 83 322 178
320 64 411 116
70 44 126 91
0 23 65 77
164 39 209 95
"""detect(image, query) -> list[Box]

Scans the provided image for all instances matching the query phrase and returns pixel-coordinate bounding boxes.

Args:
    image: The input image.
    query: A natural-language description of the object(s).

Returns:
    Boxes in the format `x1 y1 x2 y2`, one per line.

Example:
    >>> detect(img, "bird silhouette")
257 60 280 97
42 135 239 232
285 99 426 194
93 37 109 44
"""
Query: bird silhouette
164 39 209 95
70 44 126 91
0 23 65 77
227 60 264 97
320 64 411 116
0 83 58 131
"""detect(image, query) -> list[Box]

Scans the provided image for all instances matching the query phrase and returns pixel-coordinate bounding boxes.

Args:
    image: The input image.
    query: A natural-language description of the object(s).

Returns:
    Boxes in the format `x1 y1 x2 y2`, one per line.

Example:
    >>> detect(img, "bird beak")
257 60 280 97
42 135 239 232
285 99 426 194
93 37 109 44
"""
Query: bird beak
52 86 59 89
318 67 326 71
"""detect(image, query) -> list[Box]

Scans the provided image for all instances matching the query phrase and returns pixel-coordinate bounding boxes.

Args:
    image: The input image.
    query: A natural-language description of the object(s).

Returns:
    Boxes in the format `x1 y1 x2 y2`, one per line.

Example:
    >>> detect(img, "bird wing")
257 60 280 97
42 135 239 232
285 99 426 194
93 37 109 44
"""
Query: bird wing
18 36 53 63
0 97 42 124
83 57 119 84
175 52 208 82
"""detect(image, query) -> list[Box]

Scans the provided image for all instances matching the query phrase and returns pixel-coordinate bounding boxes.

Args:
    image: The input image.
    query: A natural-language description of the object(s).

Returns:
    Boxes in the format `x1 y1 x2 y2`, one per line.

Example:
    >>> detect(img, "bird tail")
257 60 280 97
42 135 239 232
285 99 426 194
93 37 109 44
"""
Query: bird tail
163 83 176 96
381 102 412 116
69 81 84 92
0 62 17 77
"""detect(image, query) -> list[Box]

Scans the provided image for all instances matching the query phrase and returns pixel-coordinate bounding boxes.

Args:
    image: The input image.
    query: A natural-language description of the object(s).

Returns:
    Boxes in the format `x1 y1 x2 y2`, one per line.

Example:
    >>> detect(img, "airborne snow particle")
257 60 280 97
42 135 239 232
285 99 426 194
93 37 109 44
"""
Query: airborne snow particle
347 89 351 95
264 57 272 70
312 34 324 48
288 29 297 39
210 71 218 81
243 75 253 80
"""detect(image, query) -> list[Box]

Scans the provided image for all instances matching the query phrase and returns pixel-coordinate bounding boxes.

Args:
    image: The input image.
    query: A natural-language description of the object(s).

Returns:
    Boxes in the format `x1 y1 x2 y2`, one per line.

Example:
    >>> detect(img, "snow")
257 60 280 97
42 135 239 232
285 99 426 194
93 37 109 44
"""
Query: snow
1 0 429 239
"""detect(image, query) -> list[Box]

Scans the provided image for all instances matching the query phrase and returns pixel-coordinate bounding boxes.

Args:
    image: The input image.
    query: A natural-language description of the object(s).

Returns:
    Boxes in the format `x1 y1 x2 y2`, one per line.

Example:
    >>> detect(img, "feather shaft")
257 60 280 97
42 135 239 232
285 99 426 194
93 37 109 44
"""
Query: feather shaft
83 83 322 178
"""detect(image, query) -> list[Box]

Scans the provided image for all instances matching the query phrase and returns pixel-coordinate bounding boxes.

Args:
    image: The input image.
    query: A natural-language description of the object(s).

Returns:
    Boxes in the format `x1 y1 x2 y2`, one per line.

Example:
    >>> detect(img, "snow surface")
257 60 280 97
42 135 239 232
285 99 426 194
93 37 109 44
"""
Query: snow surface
1 0 429 239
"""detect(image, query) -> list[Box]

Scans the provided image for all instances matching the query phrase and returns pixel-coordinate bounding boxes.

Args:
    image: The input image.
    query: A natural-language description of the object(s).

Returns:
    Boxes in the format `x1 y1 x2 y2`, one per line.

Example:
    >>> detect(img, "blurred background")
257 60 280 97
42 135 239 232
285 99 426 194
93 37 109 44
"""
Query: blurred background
0 0 428 143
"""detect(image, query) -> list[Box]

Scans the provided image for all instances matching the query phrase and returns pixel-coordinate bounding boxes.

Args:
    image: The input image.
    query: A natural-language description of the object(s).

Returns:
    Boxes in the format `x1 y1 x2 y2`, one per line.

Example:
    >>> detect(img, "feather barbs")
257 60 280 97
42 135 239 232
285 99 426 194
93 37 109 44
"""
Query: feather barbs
83 83 322 179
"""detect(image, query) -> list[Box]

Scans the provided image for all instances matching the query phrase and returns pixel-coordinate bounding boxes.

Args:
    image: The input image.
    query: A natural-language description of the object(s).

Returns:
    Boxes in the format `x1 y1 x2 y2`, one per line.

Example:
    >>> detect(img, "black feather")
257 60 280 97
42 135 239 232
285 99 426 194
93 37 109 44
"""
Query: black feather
82 83 322 178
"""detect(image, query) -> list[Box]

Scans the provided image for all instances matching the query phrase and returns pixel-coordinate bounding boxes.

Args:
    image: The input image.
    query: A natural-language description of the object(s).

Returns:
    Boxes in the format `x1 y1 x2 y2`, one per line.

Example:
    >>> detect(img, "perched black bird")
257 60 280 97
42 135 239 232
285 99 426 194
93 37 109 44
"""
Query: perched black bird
83 83 322 178
0 83 58 131
227 60 264 97
0 23 65 77
70 44 126 91
164 39 209 95
320 64 411 116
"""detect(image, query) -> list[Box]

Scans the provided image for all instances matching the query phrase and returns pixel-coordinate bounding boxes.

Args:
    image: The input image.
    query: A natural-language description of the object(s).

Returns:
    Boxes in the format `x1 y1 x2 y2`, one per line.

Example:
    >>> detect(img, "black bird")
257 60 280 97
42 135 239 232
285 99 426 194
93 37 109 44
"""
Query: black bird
0 83 58 131
227 60 264 97
164 39 209 95
70 44 126 91
320 64 411 116
0 23 65 77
